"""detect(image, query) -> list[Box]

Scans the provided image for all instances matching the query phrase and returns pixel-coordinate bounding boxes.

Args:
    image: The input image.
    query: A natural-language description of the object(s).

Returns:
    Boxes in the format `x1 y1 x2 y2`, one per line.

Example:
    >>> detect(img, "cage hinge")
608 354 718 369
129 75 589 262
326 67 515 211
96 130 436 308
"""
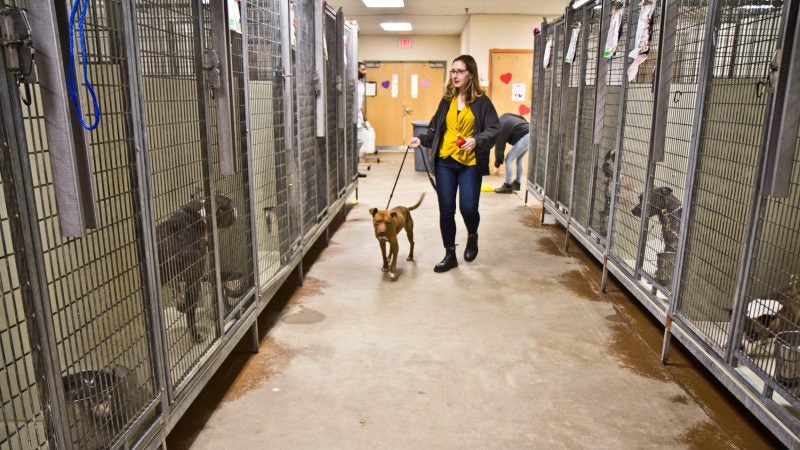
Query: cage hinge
0 7 37 84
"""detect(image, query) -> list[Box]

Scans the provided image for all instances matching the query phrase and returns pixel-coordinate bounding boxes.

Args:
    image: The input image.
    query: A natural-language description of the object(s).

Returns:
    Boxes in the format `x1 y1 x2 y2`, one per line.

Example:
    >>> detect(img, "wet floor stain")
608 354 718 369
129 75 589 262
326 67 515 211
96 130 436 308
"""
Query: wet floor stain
222 336 296 403
281 307 325 325
670 394 690 405
677 420 739 450
604 312 626 323
605 323 672 383
285 276 329 309
519 208 542 228
534 236 565 257
557 269 601 301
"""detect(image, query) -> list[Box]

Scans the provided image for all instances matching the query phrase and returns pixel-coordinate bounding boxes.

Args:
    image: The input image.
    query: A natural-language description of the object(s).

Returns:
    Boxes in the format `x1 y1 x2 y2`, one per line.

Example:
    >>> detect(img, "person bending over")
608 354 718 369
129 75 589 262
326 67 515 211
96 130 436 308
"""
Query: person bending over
493 113 530 193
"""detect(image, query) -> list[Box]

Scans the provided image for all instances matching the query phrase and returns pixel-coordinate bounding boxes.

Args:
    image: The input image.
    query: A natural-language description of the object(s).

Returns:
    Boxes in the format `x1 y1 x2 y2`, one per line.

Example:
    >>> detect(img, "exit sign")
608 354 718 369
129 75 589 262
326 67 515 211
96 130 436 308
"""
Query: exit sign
398 38 412 49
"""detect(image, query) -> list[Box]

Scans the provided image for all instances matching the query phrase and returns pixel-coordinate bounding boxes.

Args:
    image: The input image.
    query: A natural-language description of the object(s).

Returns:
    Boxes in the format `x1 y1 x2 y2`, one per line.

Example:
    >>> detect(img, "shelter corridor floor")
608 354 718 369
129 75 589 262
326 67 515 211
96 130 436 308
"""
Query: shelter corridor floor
167 153 780 449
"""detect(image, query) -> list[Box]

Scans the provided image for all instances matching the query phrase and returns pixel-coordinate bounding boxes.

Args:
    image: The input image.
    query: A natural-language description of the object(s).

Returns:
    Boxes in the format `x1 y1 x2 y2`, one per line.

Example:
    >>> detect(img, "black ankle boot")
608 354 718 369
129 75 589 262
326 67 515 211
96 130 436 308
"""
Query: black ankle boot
464 233 478 262
434 247 458 273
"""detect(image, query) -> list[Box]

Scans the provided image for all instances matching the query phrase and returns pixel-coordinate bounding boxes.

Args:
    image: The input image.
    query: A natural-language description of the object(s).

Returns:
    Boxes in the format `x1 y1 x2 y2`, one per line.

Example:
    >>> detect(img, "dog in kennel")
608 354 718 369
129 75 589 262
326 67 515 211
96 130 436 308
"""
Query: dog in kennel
740 275 800 353
156 190 237 343
630 186 682 287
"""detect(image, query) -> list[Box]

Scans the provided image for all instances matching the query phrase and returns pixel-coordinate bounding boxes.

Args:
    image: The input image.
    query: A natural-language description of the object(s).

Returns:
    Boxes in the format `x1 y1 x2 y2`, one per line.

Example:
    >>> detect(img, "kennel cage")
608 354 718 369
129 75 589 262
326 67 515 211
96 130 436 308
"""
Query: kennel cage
607 0 663 279
587 0 629 243
556 6 584 216
545 18 566 208
569 0 603 232
532 0 800 444
527 22 544 194
246 0 293 288
533 21 554 196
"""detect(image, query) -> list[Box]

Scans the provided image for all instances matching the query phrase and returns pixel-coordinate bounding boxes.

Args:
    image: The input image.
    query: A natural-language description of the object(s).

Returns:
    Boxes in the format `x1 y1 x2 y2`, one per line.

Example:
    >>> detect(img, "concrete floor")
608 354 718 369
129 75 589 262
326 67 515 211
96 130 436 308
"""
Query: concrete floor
166 153 781 449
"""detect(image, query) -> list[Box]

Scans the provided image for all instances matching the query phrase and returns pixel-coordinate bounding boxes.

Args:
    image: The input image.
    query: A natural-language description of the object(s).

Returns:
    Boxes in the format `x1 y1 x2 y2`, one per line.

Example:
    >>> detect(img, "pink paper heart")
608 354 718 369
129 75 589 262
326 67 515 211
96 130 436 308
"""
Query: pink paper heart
381 80 391 89
420 79 430 88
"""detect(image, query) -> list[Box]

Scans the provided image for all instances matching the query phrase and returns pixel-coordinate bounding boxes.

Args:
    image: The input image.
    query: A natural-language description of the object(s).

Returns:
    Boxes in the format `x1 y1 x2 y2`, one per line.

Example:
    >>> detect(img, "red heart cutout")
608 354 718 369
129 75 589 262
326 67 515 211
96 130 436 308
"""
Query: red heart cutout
499 73 512 84
519 104 531 116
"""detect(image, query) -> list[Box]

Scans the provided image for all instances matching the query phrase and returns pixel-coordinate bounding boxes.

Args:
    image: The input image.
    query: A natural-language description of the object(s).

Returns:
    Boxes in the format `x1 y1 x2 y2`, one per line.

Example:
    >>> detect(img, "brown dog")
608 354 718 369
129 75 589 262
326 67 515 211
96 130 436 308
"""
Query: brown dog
369 193 425 280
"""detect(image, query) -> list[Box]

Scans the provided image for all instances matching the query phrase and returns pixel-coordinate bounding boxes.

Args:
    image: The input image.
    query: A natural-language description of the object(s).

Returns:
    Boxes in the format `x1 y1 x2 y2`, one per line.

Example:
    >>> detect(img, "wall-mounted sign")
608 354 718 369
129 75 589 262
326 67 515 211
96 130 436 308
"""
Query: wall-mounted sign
398 38 412 49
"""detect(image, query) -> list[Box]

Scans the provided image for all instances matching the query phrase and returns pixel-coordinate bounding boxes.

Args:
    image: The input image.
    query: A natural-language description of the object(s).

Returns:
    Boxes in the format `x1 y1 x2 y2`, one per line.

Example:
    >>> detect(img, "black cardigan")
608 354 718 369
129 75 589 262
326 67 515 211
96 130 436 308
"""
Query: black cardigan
415 95 501 176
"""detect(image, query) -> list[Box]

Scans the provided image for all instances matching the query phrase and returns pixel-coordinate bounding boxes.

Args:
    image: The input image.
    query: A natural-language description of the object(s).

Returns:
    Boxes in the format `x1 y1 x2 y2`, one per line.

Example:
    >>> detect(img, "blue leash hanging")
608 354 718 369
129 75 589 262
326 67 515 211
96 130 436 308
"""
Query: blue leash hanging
67 0 101 130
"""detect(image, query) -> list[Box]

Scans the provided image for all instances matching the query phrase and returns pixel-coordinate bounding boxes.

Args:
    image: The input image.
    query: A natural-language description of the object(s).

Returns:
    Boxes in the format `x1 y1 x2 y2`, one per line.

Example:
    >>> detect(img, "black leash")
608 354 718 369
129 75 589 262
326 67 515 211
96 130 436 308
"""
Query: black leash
386 145 412 210
384 145 437 210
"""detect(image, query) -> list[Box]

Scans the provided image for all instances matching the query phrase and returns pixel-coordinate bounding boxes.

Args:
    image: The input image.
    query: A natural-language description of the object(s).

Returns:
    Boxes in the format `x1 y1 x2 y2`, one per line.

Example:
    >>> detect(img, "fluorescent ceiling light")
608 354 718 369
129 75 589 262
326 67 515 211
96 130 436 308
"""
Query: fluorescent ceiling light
380 22 412 31
572 0 592 9
363 0 404 7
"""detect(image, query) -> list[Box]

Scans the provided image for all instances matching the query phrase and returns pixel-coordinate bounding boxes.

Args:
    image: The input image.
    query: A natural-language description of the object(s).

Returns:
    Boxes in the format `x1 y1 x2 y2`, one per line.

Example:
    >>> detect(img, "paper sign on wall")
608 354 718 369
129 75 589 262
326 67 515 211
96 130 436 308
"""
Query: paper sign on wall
228 0 241 33
564 26 581 64
411 74 419 98
543 36 553 68
604 7 624 58
391 74 399 98
512 83 526 102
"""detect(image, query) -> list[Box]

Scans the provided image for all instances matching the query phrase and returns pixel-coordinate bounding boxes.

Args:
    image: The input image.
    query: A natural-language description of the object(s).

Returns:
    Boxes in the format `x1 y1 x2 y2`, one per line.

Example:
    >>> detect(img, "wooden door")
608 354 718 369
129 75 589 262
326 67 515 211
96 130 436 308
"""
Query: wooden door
489 50 534 179
489 50 534 117
365 62 445 148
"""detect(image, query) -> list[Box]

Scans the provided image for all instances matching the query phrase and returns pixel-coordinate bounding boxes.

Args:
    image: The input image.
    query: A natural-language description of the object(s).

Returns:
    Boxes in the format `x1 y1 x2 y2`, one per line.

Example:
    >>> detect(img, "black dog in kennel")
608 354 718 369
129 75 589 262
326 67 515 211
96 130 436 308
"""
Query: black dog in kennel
156 191 237 342
631 186 683 287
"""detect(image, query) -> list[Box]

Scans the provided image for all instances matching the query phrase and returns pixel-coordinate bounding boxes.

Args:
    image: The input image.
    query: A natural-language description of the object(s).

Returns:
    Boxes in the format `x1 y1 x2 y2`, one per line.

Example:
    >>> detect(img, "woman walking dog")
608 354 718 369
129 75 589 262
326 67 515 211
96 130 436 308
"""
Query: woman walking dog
408 54 500 273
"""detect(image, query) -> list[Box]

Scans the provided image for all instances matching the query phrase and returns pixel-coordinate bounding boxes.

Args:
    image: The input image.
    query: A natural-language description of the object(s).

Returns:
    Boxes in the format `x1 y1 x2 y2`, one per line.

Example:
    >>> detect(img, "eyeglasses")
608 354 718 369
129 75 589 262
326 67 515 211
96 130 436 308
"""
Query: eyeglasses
449 69 468 76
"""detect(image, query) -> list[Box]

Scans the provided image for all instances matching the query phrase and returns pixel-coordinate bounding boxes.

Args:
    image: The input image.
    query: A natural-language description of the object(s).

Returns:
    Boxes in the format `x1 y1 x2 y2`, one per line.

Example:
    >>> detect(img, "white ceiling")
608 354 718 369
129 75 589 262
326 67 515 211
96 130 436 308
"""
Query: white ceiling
326 0 570 36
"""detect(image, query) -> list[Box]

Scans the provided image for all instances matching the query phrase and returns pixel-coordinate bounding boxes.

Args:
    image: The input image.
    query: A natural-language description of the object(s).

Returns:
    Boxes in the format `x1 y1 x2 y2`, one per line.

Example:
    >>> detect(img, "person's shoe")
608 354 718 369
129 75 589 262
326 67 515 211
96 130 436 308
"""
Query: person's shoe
434 247 458 273
464 233 478 262
358 172 367 178
495 183 513 193
512 180 521 191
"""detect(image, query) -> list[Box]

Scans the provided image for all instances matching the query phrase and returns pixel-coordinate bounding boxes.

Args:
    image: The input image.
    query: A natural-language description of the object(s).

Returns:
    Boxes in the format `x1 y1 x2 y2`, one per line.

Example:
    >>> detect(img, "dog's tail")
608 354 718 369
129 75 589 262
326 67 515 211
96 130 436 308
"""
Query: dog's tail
408 193 425 211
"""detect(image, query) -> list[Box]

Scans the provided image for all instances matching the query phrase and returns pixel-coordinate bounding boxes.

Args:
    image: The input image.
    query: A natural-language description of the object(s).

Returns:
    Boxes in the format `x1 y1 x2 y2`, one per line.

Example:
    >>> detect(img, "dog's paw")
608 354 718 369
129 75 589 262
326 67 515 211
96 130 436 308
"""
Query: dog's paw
382 266 389 272
389 272 398 281
406 256 413 261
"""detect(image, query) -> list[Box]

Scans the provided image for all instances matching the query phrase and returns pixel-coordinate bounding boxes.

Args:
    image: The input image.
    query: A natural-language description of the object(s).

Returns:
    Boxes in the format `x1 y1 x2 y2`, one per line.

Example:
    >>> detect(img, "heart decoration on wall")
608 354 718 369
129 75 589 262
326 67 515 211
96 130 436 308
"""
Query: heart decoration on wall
381 80 391 89
519 104 531 116
420 79 430 88
499 73 512 84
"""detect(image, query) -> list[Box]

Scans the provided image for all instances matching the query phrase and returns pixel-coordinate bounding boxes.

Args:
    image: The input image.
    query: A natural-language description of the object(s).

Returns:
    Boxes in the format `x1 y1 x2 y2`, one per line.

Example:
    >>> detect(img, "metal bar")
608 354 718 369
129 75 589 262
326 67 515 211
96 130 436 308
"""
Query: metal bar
650 0 679 163
0 35 70 450
241 0 261 298
603 0 631 264
27 1 98 236
763 0 800 197
210 0 237 174
280 0 294 150
541 20 559 224
586 0 606 230
593 0 613 146
193 0 226 341
119 0 171 425
660 0 720 363
315 0 325 138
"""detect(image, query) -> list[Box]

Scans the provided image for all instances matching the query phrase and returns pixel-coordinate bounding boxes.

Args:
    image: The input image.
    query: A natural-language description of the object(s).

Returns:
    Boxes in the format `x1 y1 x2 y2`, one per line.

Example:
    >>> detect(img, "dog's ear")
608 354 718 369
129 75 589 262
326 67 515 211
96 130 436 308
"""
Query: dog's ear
658 187 673 196
369 208 378 217
390 212 398 218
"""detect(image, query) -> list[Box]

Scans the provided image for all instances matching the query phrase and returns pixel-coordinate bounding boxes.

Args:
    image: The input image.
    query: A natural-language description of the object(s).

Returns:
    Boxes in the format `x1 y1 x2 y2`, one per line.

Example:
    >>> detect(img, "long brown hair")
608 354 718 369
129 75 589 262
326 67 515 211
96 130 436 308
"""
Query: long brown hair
444 54 485 104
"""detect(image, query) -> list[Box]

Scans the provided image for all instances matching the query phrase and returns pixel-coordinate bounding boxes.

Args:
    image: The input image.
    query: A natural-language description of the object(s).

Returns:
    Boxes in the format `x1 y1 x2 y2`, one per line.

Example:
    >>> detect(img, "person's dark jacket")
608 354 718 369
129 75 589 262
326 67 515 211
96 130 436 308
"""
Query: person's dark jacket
415 95 500 176
494 113 530 168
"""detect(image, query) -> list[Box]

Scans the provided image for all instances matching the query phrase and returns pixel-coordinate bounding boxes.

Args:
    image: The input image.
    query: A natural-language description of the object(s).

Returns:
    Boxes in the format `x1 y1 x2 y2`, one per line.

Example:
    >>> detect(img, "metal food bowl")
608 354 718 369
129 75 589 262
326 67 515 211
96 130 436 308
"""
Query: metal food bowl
774 330 800 391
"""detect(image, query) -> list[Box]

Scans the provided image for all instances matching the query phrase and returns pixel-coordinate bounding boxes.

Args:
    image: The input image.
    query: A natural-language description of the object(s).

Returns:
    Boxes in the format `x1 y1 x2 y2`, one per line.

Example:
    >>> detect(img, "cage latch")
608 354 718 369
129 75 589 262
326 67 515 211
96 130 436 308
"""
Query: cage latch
203 48 221 90
0 6 37 105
